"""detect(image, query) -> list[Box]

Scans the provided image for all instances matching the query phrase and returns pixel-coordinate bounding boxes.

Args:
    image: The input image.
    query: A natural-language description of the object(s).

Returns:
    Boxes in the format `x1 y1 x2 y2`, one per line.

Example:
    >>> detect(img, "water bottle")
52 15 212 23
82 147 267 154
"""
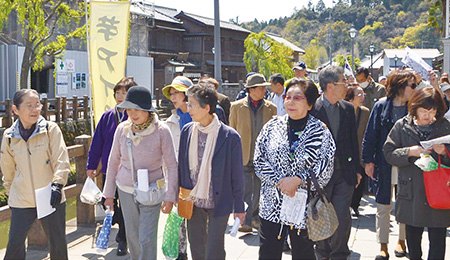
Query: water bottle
96 206 114 253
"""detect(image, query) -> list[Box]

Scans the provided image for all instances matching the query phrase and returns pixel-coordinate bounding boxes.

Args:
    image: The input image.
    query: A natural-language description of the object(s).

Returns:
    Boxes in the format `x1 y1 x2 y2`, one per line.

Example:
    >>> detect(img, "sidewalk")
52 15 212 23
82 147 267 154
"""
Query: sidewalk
1 195 449 259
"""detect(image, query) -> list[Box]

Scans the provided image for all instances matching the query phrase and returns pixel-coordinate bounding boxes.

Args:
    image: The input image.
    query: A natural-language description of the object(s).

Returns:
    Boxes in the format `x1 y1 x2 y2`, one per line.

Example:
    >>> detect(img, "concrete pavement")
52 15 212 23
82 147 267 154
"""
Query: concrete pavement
1 195 449 259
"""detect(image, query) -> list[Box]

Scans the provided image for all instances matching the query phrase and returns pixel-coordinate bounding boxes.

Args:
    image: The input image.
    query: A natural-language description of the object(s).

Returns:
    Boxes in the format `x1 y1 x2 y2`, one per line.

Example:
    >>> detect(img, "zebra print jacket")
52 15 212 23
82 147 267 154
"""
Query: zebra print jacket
254 114 336 229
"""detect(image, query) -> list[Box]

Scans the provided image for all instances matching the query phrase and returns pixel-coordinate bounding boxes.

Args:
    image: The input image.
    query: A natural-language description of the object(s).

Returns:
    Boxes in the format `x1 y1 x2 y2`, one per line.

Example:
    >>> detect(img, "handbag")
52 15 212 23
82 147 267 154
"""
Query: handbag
178 187 194 219
423 148 450 209
305 172 339 242
126 138 165 206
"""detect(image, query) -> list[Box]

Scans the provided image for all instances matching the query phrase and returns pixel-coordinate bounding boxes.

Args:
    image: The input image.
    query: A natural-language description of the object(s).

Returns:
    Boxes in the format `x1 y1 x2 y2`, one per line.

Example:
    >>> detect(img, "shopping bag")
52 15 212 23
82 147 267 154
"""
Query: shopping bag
423 149 450 209
80 177 103 205
178 187 193 219
162 210 184 259
96 207 114 252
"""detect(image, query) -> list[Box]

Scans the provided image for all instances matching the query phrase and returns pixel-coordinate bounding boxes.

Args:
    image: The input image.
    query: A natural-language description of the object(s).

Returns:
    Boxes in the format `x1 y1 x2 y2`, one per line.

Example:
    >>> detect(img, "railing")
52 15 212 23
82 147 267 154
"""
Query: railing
0 95 90 128
0 135 95 246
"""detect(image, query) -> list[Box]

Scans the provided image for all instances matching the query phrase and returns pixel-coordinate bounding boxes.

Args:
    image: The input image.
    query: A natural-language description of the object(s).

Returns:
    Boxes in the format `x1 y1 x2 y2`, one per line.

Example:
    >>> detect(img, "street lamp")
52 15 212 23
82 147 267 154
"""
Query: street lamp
349 27 357 71
369 43 375 76
394 55 398 69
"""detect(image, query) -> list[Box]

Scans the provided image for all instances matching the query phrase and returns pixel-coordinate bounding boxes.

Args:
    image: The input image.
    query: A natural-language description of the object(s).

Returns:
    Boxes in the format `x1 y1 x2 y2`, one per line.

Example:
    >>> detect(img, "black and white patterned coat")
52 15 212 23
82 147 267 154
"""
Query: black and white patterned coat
254 114 336 229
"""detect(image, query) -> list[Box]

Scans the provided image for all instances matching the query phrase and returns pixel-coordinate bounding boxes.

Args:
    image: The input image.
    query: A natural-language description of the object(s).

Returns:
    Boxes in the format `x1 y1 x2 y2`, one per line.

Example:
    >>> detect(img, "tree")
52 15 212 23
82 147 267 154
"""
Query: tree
243 32 294 79
333 54 361 69
302 40 328 70
0 0 85 89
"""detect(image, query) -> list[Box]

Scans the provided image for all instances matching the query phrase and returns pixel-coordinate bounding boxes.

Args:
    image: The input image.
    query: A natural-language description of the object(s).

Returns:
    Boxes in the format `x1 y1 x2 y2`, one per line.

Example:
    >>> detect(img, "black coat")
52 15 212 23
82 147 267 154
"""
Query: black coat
384 116 450 227
310 97 360 186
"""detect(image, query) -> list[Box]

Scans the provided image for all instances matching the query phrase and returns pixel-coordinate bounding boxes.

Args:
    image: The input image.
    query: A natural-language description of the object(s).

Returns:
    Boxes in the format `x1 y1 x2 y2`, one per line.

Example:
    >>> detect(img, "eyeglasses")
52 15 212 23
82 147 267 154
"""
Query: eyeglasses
284 95 306 102
22 103 43 111
408 83 417 89
334 82 348 87
356 93 366 97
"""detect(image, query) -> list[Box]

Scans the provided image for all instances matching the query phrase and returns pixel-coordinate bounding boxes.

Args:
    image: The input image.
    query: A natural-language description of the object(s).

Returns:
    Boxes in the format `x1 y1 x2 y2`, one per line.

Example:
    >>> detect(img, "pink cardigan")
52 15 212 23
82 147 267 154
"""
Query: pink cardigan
103 120 178 202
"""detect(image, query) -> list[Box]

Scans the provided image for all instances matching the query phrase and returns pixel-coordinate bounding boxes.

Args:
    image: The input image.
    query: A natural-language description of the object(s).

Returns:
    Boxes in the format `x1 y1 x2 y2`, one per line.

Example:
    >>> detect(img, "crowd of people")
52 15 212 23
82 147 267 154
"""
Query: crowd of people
1 61 450 260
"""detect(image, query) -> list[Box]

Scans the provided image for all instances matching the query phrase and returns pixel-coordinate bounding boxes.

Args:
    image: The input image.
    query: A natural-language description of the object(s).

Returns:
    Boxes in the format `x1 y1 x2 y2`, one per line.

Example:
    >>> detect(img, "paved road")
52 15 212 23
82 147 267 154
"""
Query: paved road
1 195 449 259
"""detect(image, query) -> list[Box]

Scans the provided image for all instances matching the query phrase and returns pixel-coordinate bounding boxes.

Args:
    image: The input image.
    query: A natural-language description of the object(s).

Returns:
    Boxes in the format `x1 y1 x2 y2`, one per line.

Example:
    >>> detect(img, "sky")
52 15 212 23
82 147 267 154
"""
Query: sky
152 0 335 23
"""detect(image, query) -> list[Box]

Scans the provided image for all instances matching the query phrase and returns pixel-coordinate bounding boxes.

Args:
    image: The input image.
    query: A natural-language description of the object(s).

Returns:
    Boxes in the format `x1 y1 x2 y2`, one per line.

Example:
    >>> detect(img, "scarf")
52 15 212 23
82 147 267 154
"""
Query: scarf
123 114 159 146
188 114 221 201
177 108 192 130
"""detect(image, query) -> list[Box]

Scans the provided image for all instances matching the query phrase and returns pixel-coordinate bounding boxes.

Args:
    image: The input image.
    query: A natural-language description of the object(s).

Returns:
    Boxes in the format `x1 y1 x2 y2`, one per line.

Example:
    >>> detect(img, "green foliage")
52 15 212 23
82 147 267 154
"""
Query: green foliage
333 54 361 69
0 0 86 88
240 0 442 65
302 40 328 70
243 32 294 79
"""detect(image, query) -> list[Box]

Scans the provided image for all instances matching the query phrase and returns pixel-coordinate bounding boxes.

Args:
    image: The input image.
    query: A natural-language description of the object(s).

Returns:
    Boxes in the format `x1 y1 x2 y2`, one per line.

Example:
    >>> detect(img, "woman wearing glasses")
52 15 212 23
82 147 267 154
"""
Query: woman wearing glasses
362 70 417 260
2 89 70 259
345 85 370 217
254 78 335 259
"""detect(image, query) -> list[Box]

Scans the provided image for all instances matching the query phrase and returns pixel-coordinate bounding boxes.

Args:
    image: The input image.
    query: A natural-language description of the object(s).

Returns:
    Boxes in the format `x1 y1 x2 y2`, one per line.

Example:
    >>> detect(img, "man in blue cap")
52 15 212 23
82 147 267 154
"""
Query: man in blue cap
293 61 307 79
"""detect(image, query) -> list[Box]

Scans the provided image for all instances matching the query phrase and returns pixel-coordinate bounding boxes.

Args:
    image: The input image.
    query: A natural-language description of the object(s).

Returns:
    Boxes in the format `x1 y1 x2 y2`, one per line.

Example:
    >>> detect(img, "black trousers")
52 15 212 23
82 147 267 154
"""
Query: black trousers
259 218 315 260
102 174 126 242
405 225 447 260
350 167 366 211
5 203 67 260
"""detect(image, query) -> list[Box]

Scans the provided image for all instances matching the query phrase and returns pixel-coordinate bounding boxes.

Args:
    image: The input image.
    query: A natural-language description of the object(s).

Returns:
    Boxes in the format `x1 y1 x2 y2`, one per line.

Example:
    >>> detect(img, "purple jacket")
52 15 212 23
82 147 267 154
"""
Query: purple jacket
87 108 128 173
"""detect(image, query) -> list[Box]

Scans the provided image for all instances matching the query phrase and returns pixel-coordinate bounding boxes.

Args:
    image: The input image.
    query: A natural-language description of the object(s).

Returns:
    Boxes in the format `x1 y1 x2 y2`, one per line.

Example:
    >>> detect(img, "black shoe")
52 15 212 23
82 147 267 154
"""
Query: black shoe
375 253 389 260
394 250 407 258
282 240 291 252
177 252 188 260
117 240 127 256
352 207 360 217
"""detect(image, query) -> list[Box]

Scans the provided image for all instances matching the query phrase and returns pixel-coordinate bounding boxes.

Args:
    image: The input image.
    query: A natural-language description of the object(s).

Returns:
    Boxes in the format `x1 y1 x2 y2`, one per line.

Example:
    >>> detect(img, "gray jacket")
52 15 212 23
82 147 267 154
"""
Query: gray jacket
383 115 450 227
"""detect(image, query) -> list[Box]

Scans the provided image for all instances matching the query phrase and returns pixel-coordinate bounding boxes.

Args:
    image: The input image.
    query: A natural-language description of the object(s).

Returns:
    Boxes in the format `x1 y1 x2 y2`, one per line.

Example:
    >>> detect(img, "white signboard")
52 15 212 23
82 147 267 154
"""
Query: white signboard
56 72 69 95
56 59 76 73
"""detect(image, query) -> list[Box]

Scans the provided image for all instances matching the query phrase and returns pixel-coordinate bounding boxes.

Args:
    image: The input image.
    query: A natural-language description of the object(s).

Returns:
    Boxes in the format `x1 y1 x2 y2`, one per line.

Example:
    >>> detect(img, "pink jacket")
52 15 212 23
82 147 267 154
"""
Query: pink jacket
103 120 178 202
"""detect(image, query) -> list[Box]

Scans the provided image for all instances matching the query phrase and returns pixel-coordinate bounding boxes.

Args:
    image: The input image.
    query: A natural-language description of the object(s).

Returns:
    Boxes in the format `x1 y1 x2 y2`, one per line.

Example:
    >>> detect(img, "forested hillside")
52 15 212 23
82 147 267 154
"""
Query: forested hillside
238 0 444 68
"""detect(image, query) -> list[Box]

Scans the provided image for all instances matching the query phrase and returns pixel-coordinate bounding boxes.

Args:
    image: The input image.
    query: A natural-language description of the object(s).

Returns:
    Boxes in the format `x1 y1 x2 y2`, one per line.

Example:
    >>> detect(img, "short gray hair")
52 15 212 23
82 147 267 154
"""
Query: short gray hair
319 66 344 92
13 89 39 108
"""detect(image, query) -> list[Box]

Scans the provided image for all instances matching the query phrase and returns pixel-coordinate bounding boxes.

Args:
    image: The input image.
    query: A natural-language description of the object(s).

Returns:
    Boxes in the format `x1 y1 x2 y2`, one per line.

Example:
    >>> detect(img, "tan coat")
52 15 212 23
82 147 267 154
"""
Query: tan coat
1 117 70 208
229 98 277 165
356 106 370 167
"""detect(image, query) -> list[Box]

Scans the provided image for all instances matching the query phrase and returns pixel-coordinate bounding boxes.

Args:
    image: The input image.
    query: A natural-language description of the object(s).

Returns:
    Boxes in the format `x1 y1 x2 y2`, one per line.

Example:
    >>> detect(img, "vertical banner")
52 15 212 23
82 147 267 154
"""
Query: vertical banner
89 0 130 120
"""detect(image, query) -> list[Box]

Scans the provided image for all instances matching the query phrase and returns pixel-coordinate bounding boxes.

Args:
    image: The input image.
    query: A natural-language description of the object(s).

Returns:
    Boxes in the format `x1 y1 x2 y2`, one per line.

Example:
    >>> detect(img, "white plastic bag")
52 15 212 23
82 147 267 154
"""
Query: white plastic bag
280 188 308 227
80 177 103 205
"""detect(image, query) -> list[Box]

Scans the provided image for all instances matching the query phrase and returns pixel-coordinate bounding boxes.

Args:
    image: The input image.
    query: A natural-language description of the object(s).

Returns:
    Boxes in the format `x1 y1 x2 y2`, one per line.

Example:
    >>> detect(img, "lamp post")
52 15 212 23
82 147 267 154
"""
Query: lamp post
369 43 375 76
394 55 398 69
349 27 357 71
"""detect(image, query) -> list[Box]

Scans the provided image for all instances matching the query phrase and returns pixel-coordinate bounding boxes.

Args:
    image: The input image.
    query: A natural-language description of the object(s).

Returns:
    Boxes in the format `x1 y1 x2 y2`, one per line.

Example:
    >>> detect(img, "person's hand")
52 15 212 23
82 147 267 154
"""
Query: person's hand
86 169 96 179
432 144 447 155
365 162 375 180
50 183 63 208
161 201 173 214
104 198 114 210
429 70 439 88
278 176 302 197
234 212 246 224
356 173 363 188
408 145 425 157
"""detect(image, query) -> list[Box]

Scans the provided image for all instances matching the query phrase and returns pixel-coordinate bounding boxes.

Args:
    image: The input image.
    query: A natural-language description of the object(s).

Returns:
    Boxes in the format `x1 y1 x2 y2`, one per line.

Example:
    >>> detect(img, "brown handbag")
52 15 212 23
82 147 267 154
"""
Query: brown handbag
178 187 194 219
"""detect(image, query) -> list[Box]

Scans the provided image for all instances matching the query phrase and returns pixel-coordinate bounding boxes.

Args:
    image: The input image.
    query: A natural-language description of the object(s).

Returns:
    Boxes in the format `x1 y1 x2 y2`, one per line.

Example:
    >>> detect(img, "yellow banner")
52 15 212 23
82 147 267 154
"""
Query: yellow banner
89 0 130 120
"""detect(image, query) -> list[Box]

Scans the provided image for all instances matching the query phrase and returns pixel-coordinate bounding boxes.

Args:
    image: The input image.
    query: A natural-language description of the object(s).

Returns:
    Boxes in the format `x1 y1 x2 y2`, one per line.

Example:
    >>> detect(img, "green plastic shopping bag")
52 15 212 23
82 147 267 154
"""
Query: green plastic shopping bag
162 210 184 259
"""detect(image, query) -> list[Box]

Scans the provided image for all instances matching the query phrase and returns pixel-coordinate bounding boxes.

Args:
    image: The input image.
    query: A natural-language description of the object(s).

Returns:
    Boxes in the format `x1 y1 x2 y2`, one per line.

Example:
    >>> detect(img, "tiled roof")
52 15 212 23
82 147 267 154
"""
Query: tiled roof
266 33 305 53
176 11 251 33
383 48 440 59
130 2 182 24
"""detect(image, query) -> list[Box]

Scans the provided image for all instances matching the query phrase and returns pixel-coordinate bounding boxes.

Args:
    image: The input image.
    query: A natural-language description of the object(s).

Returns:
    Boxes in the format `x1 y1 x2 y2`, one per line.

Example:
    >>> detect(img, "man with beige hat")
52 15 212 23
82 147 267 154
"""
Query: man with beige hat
229 73 277 232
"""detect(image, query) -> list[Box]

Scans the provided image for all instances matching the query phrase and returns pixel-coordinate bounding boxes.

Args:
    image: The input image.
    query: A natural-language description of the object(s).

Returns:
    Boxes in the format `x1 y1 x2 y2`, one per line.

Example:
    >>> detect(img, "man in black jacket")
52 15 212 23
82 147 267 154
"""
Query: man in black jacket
310 66 361 260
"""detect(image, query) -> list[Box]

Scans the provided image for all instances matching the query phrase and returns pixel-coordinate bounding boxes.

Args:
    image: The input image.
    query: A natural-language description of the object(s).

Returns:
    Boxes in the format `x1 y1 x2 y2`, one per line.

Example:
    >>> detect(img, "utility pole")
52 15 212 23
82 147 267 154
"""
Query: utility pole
214 0 222 91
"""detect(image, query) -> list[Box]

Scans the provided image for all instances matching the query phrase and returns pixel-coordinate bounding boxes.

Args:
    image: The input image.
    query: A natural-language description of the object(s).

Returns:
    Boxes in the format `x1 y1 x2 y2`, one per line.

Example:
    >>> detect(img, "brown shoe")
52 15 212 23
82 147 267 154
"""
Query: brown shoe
238 224 253 233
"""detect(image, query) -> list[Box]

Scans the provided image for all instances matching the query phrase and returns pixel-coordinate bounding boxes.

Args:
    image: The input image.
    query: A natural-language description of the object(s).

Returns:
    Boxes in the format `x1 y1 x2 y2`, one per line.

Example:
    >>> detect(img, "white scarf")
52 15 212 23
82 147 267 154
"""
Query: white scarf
123 114 159 146
188 114 221 201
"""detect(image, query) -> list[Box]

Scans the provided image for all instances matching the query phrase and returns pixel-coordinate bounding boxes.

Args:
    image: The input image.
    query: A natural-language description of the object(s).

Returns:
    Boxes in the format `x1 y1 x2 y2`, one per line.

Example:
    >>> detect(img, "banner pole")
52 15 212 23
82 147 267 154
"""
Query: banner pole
85 0 94 137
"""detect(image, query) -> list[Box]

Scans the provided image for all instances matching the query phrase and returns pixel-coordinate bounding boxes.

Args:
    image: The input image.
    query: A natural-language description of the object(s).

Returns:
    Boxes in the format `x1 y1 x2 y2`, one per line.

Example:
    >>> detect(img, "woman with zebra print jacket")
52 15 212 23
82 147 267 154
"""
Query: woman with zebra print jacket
254 78 336 260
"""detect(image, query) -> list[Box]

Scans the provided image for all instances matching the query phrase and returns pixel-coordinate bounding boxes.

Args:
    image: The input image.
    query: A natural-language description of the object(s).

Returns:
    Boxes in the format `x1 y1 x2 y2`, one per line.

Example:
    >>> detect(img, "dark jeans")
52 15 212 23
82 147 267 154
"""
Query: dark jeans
5 203 68 260
405 225 447 260
315 172 354 260
102 174 126 242
259 218 315 260
186 206 229 260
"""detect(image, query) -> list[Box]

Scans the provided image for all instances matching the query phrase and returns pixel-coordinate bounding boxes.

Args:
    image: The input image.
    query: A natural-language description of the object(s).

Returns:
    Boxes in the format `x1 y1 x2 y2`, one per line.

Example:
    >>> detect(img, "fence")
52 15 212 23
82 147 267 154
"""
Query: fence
0 135 95 246
0 95 90 128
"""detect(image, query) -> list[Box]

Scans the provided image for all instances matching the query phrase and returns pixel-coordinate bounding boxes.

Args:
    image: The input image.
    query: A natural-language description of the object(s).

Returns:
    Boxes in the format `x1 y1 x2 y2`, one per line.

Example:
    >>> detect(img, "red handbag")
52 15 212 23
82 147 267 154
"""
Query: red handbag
423 148 450 209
